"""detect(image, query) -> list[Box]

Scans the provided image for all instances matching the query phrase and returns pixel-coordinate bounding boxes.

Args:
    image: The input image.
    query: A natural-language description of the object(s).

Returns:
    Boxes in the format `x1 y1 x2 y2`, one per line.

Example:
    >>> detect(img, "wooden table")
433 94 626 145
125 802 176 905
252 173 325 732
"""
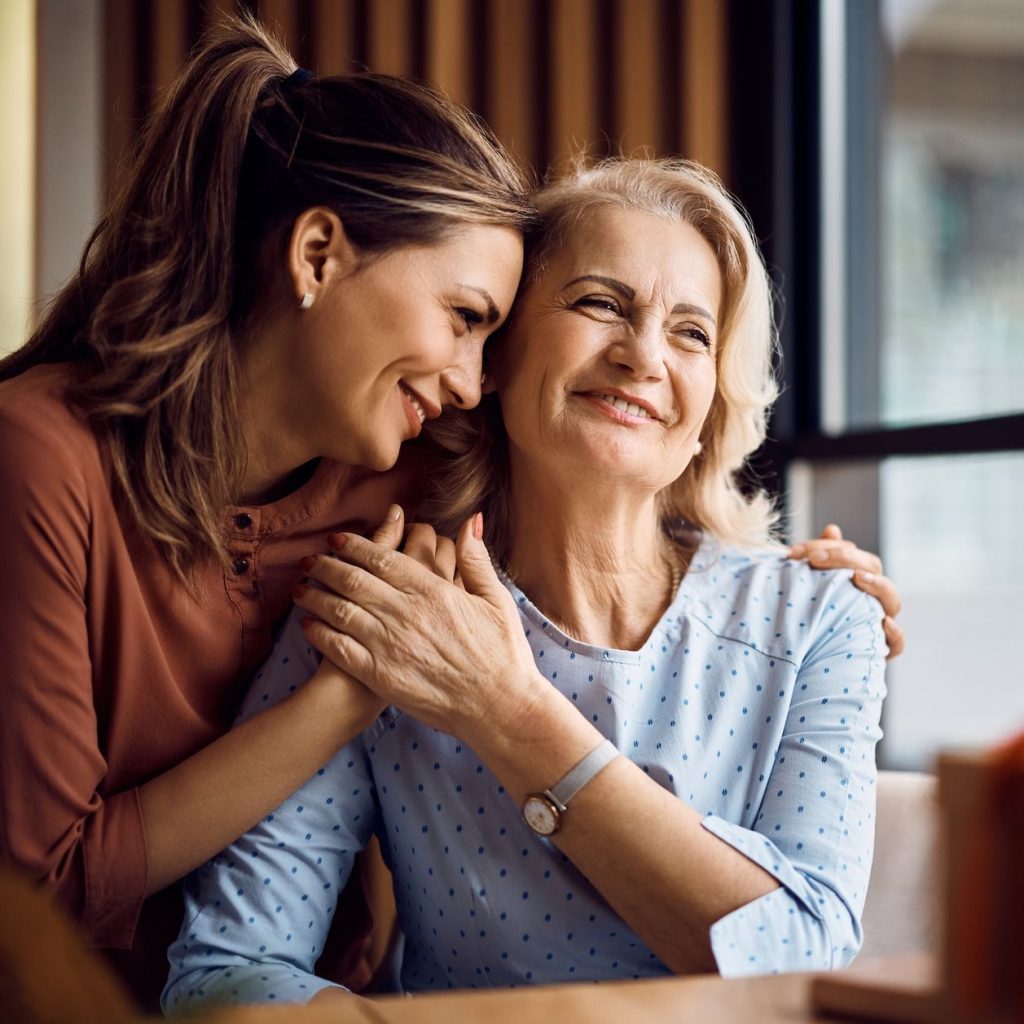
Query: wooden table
194 954 939 1024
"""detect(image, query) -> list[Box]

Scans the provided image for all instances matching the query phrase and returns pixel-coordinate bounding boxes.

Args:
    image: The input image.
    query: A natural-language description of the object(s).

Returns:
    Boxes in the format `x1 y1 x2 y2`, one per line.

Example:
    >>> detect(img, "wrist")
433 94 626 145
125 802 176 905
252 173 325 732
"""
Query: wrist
466 674 603 804
304 662 386 744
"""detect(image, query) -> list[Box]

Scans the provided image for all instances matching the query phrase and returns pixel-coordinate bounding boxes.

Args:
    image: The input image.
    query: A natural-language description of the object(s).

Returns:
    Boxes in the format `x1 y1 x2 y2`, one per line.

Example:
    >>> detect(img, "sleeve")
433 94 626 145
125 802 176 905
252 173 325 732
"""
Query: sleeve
162 607 380 1013
702 575 887 977
0 403 150 947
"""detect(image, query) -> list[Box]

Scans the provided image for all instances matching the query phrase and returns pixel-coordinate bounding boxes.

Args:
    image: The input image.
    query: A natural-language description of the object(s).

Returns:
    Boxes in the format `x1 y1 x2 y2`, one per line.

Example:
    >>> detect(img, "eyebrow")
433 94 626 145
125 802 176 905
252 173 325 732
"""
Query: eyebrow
565 274 717 327
459 285 501 324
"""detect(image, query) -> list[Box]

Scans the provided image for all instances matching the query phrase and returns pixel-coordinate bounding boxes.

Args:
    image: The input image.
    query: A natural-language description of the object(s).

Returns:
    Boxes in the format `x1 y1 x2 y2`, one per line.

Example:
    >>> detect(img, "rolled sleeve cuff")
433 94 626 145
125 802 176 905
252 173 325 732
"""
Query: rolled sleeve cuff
702 814 835 977
81 787 149 947
163 966 344 1015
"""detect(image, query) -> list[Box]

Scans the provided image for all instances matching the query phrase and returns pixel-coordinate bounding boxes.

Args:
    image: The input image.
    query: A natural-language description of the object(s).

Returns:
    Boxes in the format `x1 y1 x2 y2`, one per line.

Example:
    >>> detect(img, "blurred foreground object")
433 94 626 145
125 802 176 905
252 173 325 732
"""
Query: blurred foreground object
0 865 138 1024
813 731 1024 1022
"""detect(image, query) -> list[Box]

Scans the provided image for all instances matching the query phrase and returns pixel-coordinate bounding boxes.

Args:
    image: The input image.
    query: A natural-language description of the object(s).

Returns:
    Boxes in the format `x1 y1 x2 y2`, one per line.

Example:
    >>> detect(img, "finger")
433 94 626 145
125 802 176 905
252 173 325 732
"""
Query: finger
454 513 503 599
370 504 405 550
820 523 843 541
883 616 906 660
299 616 384 693
403 523 443 576
810 543 884 575
326 531 435 594
292 580 382 647
852 570 902 618
300 550 394 614
434 537 457 582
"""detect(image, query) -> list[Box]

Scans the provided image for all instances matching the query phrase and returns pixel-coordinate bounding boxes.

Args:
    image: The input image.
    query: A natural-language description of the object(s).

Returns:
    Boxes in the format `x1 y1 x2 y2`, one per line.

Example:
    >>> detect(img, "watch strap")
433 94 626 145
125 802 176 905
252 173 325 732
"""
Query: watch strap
544 739 619 810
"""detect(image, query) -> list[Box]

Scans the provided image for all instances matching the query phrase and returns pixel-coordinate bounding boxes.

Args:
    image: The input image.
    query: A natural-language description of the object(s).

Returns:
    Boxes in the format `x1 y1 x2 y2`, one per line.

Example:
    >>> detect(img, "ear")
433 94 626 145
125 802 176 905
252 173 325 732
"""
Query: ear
286 207 358 306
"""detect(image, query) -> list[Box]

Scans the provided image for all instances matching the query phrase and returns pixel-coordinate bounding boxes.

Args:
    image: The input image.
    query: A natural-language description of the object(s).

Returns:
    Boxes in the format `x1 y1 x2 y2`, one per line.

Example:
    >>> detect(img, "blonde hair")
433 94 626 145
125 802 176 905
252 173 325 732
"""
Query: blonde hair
0 16 534 586
421 157 781 563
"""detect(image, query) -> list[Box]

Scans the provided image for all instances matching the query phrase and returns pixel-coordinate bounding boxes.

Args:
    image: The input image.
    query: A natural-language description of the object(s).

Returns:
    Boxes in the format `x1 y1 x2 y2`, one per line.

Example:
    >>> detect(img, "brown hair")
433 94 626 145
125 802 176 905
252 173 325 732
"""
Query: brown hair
421 157 780 565
0 16 534 585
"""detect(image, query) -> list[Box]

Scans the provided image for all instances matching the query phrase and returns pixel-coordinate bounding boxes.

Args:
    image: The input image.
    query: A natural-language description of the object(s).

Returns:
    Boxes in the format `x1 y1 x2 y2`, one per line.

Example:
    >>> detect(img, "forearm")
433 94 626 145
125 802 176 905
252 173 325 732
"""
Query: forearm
139 667 377 895
465 682 779 974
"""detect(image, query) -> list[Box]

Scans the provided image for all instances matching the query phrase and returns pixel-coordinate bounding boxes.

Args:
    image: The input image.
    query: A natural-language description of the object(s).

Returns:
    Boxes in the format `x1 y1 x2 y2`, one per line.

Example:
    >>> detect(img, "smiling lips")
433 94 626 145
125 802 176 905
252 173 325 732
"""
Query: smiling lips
578 390 664 423
399 382 439 437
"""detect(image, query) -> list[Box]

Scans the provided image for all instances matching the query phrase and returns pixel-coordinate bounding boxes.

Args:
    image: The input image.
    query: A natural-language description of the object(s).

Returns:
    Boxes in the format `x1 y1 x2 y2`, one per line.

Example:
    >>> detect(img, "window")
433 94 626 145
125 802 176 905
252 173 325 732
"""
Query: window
728 0 1024 770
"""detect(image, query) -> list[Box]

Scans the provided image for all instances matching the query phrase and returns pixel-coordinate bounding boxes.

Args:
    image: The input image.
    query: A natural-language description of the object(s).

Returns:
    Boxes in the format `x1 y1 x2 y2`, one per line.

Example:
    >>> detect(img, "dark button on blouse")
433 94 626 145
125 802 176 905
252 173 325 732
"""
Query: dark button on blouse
232 558 250 576
235 513 253 529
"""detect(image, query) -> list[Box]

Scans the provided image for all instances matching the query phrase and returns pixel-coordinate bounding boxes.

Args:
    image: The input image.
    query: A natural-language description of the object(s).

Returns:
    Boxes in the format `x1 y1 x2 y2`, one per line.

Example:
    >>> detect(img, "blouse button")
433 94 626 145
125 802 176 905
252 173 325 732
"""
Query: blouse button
235 513 253 529
232 558 250 576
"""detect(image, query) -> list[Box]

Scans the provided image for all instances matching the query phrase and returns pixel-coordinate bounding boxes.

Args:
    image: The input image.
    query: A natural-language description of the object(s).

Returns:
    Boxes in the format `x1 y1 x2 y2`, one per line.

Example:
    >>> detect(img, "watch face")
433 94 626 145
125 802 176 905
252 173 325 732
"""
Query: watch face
523 795 559 836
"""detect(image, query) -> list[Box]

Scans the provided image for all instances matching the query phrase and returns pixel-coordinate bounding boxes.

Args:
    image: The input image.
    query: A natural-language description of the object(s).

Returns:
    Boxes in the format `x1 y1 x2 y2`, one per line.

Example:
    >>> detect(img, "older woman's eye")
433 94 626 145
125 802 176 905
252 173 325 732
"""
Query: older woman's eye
672 324 712 348
573 295 622 315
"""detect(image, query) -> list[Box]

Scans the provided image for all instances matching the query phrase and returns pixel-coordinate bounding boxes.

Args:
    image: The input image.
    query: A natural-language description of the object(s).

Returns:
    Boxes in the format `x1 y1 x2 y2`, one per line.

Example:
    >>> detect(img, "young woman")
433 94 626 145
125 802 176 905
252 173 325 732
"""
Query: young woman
0 18 529 1009
165 159 894 1008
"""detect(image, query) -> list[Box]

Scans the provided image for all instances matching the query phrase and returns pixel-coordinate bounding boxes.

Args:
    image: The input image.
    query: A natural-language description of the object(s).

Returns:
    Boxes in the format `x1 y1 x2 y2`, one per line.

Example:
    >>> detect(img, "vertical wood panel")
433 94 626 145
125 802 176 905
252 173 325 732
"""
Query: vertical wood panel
310 0 356 76
202 0 242 31
103 0 141 201
101 0 734 198
151 0 189 98
486 0 538 174
259 0 302 53
424 0 470 106
548 0 598 171
367 0 413 75
683 0 727 178
614 0 663 156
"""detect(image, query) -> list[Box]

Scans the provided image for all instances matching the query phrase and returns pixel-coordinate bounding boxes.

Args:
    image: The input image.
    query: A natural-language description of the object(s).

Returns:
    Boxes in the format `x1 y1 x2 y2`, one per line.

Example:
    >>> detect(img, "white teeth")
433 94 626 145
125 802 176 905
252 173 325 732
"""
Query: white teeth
401 384 426 423
599 394 652 419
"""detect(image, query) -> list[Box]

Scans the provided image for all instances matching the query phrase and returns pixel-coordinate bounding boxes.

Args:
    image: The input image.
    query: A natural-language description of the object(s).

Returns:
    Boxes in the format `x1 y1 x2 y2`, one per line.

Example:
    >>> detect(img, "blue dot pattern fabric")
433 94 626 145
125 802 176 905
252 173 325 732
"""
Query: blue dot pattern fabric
163 539 886 1012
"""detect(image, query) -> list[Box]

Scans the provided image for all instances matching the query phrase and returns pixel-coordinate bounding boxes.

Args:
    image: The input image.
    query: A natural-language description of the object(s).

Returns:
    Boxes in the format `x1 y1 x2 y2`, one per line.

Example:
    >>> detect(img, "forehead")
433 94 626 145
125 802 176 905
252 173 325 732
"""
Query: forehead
543 205 722 310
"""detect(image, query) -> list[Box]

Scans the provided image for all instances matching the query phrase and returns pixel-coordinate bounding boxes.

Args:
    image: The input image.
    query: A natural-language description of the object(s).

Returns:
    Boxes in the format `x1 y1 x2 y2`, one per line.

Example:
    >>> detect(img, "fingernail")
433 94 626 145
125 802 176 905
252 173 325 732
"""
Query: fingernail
789 544 805 558
857 570 875 584
299 616 313 630
292 583 308 600
387 504 402 522
810 549 829 564
299 556 315 572
327 532 347 550
473 512 484 540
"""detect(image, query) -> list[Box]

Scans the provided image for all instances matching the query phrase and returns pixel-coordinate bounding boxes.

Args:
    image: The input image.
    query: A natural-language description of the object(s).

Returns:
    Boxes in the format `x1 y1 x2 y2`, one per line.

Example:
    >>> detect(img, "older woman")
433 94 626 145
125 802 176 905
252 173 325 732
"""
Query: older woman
164 159 888 1010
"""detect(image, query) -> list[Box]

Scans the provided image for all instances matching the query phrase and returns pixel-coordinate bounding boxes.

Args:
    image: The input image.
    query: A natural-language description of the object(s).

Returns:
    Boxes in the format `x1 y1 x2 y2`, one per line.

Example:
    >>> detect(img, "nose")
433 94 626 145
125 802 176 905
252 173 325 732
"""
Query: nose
439 345 484 410
608 317 667 380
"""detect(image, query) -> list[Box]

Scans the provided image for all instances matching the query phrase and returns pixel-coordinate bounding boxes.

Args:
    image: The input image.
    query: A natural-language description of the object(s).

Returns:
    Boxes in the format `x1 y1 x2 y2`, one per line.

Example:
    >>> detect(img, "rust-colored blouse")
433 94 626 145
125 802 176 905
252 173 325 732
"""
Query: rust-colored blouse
0 364 420 1009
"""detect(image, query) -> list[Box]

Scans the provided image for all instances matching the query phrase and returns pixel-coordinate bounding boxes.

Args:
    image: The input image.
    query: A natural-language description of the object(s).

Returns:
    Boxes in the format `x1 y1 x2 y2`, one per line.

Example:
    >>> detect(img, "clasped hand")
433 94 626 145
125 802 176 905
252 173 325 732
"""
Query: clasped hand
295 510 545 743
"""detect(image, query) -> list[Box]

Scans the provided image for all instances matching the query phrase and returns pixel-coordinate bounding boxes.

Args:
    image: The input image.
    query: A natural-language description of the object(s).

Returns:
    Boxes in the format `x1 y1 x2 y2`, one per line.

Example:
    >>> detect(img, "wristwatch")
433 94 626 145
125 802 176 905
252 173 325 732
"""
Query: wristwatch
521 739 619 836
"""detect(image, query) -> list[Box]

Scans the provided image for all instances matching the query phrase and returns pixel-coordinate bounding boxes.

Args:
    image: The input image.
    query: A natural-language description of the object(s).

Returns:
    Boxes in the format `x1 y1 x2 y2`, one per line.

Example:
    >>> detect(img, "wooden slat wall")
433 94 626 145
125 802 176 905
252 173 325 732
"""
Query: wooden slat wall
103 0 729 198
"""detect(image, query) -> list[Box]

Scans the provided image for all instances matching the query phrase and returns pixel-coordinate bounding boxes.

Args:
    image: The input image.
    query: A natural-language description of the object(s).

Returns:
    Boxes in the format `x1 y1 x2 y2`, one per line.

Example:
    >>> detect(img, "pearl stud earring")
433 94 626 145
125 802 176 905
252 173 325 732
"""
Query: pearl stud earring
299 292 314 310
693 440 703 455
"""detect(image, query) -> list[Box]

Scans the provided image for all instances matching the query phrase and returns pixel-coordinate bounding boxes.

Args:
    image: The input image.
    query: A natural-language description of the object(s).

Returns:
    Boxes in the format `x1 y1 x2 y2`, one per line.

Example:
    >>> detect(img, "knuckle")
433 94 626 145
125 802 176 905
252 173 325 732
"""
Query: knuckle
365 546 394 576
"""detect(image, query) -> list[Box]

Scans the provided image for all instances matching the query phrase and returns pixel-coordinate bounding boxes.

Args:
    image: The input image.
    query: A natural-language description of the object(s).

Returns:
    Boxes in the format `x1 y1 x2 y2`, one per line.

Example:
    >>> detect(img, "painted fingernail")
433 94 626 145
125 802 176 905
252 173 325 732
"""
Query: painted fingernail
300 616 313 630
810 549 829 564
473 512 484 540
292 583 308 600
327 533 347 550
300 555 315 571
387 504 402 522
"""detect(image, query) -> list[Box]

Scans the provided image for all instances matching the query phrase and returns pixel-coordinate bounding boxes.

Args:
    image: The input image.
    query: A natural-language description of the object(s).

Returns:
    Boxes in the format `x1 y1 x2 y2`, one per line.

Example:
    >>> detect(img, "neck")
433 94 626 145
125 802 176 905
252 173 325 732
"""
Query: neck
235 319 316 505
504 458 682 650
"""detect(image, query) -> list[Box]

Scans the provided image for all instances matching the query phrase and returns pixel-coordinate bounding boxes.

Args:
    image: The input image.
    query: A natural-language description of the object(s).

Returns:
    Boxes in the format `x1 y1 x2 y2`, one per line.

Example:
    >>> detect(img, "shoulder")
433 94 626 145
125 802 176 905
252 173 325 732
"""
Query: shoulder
0 364 106 532
684 538 885 665
0 363 100 467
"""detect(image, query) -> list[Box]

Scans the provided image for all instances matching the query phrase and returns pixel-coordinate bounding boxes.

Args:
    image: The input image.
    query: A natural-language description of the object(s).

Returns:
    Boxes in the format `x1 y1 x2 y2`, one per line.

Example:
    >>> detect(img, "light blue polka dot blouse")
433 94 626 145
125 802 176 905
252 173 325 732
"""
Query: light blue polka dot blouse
163 539 886 1012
